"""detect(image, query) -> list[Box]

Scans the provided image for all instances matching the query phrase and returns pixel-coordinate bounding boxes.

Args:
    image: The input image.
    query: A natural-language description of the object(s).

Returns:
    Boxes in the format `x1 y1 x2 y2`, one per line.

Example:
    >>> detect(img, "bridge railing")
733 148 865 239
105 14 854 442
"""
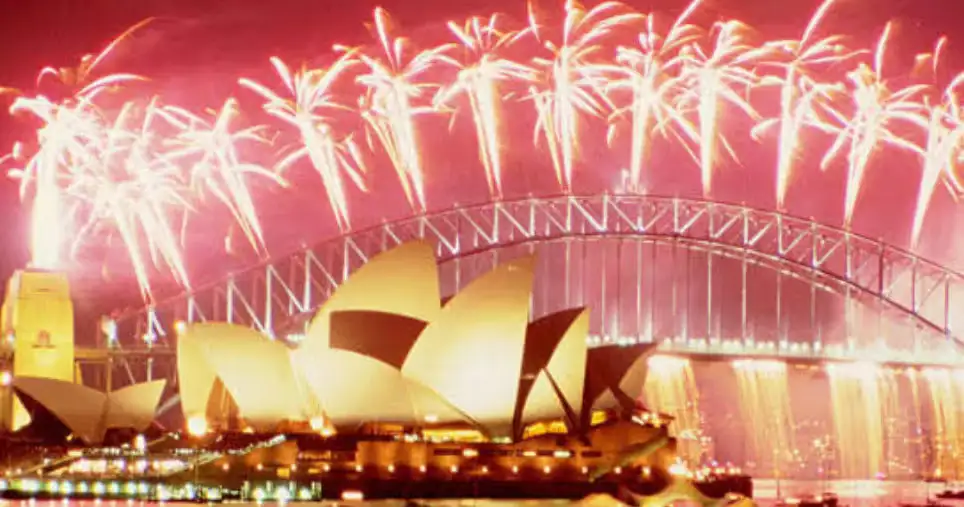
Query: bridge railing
109 195 964 357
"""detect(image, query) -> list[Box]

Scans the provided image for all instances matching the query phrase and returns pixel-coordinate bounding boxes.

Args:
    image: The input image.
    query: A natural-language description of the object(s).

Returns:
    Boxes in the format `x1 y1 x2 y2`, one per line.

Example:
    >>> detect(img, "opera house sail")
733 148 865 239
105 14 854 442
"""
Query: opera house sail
0 241 752 502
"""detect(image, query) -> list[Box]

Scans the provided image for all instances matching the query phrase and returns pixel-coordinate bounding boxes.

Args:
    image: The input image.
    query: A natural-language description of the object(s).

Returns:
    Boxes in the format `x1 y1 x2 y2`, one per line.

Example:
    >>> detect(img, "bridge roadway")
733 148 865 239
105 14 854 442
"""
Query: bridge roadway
67 335 964 376
46 194 964 385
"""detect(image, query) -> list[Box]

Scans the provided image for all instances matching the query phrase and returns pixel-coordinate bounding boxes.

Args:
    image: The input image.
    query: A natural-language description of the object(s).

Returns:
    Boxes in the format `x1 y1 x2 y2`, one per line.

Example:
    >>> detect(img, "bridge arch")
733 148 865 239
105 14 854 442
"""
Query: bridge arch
114 194 964 361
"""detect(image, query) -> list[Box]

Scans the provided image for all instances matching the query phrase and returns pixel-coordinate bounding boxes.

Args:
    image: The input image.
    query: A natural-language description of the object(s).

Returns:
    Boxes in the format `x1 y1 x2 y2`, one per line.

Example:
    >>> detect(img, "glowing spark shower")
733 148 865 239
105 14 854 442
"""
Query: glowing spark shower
6 1 964 298
599 0 703 192
674 20 763 195
353 7 451 212
826 362 896 478
436 14 534 198
922 368 964 479
820 22 931 227
240 56 364 231
751 0 858 209
644 355 702 463
527 0 642 191
732 360 795 476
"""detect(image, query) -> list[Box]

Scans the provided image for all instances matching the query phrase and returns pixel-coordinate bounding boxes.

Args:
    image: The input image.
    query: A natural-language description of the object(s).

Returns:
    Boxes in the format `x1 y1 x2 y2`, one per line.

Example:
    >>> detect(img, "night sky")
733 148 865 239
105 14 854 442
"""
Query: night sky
0 0 962 327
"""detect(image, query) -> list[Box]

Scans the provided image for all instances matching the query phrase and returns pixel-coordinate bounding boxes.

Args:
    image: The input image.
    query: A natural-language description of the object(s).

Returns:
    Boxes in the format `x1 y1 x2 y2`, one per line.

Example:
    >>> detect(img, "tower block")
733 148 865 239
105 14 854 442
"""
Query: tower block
0 270 76 432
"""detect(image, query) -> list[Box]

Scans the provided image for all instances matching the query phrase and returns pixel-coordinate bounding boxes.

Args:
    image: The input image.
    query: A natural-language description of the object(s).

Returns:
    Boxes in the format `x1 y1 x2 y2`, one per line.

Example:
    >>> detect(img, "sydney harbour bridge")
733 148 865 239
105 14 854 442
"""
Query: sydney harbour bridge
82 193 964 479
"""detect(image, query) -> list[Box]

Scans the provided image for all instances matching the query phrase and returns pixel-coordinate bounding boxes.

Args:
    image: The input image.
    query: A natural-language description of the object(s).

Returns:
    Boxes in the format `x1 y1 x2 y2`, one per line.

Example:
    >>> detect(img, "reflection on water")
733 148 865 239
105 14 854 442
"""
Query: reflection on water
2 481 964 506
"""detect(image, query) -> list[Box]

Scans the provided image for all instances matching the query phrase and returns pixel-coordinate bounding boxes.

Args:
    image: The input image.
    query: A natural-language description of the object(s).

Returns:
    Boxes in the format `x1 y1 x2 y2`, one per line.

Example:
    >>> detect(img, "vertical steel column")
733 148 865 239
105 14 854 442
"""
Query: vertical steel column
265 268 274 335
635 239 643 341
776 270 783 344
741 254 748 343
649 240 656 342
707 250 714 341
601 239 608 340
226 278 235 324
684 242 691 341
565 239 572 309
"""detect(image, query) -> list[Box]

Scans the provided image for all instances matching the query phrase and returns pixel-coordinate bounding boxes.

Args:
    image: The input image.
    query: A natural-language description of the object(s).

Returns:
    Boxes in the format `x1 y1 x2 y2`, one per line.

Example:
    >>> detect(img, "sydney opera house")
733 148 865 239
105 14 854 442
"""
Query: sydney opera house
0 242 750 501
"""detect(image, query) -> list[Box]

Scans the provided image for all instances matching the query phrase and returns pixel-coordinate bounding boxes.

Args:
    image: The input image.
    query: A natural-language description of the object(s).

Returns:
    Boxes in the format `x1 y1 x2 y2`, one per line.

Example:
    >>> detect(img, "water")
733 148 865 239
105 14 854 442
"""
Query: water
2 481 963 506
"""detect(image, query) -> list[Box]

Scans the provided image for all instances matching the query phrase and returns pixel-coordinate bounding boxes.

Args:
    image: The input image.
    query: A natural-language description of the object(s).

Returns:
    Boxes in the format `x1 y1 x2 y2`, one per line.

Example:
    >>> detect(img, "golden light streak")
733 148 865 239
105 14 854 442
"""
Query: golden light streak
751 0 859 209
598 0 703 192
922 368 964 480
7 4 964 297
240 56 365 231
674 20 765 195
527 0 642 192
826 362 895 478
7 19 153 271
644 355 702 463
436 14 535 198
161 98 284 255
820 22 930 227
67 99 193 300
353 7 451 212
36 17 153 102
6 96 104 270
732 359 795 477
907 39 964 246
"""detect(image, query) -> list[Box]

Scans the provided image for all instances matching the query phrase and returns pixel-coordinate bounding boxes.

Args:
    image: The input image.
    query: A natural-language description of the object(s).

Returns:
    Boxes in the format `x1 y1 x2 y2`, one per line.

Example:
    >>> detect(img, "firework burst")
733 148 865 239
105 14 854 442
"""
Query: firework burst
907 39 964 246
674 20 766 196
353 7 451 212
527 0 642 192
435 14 535 198
820 22 930 227
241 56 365 231
161 98 283 254
67 99 192 300
597 0 704 192
751 0 862 209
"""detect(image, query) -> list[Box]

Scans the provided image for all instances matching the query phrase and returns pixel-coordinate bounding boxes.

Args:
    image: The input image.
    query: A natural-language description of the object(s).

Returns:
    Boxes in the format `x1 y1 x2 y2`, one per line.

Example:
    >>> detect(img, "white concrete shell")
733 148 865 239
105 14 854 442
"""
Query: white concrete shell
13 377 165 443
300 241 441 358
177 323 308 429
521 309 589 426
402 256 535 438
299 349 469 429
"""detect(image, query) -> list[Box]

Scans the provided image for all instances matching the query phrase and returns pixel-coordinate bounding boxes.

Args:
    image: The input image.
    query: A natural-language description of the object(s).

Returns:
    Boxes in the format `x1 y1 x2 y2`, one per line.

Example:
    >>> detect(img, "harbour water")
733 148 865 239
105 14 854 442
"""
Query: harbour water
2 480 964 506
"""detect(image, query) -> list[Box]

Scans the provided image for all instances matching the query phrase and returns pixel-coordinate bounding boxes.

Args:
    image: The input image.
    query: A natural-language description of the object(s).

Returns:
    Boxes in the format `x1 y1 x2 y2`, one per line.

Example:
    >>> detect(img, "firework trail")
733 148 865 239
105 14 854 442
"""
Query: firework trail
597 0 703 192
354 7 451 212
7 97 104 270
68 99 192 300
435 14 535 198
820 22 930 228
36 17 153 101
528 0 642 192
908 39 964 246
751 0 861 210
674 20 765 196
241 56 365 231
161 98 284 254
8 18 152 271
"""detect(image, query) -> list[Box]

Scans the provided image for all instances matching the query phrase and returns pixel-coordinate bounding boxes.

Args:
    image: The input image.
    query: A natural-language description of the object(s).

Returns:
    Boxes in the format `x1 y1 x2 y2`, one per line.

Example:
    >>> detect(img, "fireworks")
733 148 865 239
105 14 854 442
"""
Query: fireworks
240 56 363 231
353 7 451 212
436 14 535 198
161 98 283 254
597 0 703 192
527 1 642 192
6 1 964 300
673 20 766 195
751 0 859 210
819 22 931 227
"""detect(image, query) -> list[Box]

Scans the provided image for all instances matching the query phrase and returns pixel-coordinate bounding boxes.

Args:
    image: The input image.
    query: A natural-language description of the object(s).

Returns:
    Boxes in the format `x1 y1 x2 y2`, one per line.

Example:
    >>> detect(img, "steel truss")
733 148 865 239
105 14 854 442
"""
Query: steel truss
103 194 964 383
